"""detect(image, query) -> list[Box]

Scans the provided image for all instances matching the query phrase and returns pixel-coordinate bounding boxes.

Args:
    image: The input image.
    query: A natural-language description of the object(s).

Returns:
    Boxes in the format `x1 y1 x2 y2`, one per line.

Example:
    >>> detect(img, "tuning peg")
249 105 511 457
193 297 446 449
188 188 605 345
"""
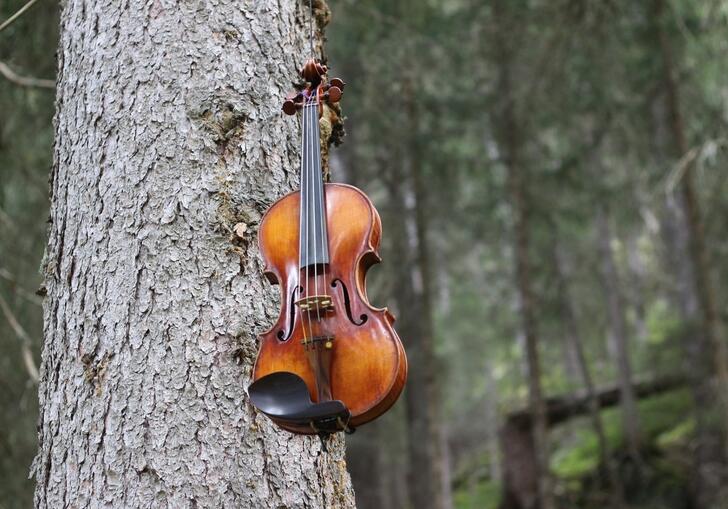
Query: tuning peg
330 78 345 91
325 86 342 103
282 99 298 115
282 91 304 115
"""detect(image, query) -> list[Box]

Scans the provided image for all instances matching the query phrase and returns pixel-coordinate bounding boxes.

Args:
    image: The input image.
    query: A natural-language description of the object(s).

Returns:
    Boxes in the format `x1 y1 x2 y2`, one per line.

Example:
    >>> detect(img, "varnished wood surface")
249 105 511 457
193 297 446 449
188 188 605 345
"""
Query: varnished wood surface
253 183 408 433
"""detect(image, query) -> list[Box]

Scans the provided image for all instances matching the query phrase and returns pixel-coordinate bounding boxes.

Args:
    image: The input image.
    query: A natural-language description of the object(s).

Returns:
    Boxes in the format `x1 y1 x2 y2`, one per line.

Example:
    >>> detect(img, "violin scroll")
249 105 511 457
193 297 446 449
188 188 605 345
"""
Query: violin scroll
282 58 345 116
301 59 327 85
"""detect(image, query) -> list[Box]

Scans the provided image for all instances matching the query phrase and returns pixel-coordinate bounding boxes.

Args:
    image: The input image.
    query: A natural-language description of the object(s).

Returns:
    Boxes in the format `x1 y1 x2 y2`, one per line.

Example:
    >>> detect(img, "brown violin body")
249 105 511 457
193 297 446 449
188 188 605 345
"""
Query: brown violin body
253 183 407 434
248 58 406 435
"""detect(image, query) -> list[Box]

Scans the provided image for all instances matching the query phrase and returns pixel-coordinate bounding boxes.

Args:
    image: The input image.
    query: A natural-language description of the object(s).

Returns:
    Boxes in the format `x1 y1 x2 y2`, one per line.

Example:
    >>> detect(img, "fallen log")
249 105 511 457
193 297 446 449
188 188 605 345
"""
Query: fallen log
499 375 687 509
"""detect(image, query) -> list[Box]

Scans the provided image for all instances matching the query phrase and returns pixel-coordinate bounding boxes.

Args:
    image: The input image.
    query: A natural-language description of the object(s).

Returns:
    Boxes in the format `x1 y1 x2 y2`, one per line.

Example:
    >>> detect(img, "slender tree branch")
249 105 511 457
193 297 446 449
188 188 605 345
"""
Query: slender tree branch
0 0 41 32
0 293 39 383
661 137 728 200
665 145 699 194
0 61 54 89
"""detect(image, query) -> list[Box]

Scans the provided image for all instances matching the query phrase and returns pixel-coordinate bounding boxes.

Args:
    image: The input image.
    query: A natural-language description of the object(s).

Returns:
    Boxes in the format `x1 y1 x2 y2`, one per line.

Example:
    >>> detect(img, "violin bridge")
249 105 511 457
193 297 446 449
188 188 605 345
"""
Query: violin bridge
295 295 334 313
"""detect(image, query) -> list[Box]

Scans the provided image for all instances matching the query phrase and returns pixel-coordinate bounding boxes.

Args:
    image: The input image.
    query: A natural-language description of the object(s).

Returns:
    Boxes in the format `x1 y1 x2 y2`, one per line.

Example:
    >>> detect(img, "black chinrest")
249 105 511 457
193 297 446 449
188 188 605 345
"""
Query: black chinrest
248 372 350 426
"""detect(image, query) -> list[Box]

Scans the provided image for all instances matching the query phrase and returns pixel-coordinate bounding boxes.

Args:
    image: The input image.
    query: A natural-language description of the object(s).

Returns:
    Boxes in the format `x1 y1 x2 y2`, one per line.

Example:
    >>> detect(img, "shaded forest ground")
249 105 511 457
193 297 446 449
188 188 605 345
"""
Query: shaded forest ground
456 389 694 509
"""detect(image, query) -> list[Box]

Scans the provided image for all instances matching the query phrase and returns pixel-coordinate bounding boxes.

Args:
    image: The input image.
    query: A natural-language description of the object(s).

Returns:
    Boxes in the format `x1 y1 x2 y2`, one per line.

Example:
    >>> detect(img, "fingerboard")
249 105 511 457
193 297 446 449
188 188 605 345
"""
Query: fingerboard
299 101 330 270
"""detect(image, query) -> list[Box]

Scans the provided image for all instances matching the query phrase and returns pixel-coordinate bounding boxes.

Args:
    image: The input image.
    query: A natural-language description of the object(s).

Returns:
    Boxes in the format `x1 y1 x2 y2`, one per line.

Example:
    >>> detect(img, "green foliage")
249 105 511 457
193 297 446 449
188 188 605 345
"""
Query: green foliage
553 390 692 478
453 479 499 509
552 429 603 479
452 391 694 508
656 417 695 449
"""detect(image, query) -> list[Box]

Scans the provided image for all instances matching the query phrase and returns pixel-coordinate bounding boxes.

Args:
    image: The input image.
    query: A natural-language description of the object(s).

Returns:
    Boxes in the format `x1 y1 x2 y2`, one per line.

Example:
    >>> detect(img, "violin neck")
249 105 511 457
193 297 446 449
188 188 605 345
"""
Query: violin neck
299 102 330 270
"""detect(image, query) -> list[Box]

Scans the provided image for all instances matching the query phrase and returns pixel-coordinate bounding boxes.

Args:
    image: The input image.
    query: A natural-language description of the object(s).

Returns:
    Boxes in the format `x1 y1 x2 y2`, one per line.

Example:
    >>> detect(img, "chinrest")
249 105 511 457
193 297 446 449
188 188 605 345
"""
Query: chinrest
248 371 350 426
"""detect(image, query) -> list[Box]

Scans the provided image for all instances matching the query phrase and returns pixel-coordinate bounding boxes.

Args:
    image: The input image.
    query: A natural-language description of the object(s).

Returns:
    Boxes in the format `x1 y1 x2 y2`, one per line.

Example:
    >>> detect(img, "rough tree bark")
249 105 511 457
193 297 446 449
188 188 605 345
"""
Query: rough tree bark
33 1 355 507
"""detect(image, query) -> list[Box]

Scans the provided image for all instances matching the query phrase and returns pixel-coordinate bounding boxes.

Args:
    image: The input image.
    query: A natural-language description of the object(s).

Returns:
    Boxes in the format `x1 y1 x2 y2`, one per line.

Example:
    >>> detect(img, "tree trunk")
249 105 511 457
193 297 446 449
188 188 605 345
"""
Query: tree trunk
661 193 727 507
33 1 356 507
492 2 553 507
625 234 648 346
655 0 728 440
498 66 552 509
594 205 642 462
483 357 501 485
410 127 451 509
553 243 622 505
653 0 728 503
378 76 449 509
385 171 440 509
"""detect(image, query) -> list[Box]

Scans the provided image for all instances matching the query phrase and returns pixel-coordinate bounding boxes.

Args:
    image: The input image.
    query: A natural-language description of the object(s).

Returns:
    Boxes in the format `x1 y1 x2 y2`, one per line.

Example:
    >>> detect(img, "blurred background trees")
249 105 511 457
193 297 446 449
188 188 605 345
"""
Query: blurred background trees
2 0 727 507
0 0 56 505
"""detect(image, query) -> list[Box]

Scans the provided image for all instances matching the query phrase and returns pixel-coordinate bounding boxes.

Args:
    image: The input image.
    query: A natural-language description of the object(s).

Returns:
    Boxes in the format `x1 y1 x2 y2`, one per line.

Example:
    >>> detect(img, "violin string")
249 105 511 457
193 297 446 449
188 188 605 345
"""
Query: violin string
303 98 314 349
299 97 311 349
309 0 320 329
310 93 321 328
315 88 329 312
299 91 306 346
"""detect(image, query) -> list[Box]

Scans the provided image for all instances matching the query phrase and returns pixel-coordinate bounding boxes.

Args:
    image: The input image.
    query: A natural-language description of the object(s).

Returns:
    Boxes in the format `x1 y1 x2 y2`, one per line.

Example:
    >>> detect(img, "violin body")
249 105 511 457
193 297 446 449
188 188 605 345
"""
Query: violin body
254 183 407 434
248 58 406 435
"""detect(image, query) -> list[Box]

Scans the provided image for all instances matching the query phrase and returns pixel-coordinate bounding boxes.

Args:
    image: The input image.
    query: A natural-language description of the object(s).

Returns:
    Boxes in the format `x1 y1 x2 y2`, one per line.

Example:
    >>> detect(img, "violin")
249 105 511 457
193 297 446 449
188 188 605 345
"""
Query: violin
248 59 407 436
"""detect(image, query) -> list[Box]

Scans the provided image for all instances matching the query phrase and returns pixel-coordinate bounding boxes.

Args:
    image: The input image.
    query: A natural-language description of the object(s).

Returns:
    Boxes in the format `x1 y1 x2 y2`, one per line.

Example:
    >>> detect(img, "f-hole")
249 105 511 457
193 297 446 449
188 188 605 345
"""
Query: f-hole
331 278 368 326
278 286 302 340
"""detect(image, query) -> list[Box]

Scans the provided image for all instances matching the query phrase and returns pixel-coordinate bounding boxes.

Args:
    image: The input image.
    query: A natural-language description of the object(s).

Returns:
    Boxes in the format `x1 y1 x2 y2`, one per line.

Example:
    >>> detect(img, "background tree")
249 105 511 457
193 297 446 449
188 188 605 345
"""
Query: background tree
0 0 56 504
